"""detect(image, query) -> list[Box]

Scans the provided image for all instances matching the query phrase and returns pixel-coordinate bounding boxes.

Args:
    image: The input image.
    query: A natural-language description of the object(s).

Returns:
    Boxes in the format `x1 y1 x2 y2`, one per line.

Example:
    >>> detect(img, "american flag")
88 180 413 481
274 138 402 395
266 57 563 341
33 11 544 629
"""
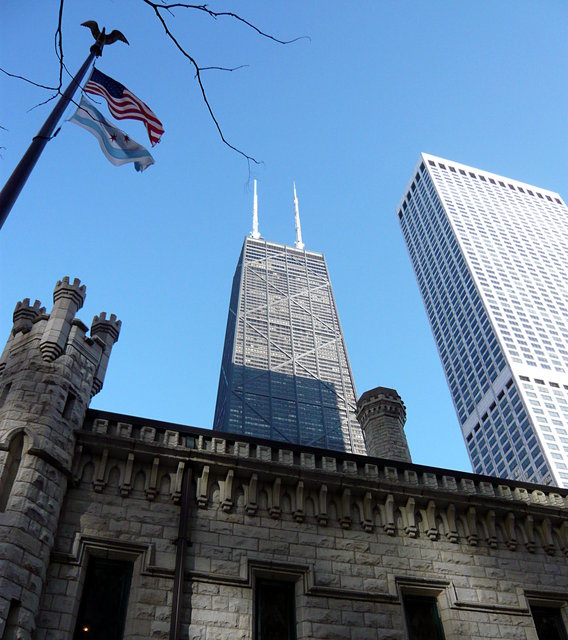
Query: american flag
84 68 164 146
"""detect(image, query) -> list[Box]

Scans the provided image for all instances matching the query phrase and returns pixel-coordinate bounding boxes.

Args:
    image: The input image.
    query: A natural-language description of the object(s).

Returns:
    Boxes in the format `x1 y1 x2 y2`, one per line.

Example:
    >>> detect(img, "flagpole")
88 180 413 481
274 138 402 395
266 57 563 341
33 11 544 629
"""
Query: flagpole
0 23 126 231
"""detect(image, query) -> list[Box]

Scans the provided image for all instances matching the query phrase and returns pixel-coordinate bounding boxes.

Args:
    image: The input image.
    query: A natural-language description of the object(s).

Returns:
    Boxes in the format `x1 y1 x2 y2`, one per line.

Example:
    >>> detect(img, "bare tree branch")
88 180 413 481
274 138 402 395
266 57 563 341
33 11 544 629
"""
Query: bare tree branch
27 93 60 112
54 0 65 90
199 64 249 74
143 0 262 165
4 0 306 168
145 2 310 45
0 67 58 92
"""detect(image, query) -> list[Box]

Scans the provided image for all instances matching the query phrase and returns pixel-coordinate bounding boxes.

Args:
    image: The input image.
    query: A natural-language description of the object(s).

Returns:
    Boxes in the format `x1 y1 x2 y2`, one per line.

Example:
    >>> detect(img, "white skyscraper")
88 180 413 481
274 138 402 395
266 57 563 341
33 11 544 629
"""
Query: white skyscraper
399 153 568 487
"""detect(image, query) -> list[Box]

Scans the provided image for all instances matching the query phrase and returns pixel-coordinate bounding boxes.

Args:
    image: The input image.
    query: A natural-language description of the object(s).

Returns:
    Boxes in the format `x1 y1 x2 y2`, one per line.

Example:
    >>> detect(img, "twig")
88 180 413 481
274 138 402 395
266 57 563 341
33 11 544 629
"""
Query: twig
54 0 65 90
0 67 58 91
146 2 310 45
199 64 249 74
145 2 261 165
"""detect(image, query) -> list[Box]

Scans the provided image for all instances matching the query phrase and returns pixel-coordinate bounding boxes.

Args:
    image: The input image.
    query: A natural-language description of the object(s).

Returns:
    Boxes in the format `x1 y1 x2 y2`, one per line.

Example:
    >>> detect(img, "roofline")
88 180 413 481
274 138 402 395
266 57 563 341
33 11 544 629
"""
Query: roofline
85 408 568 496
397 152 565 212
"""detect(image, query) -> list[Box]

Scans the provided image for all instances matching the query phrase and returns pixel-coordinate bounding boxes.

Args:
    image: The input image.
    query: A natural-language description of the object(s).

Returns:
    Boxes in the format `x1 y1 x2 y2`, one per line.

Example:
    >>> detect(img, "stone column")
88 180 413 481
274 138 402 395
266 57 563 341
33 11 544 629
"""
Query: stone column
356 386 412 462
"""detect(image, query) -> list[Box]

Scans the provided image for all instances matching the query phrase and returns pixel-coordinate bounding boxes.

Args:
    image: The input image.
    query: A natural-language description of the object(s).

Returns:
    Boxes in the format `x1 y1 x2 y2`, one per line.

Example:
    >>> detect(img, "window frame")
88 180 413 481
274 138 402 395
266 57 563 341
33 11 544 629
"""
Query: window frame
255 577 297 640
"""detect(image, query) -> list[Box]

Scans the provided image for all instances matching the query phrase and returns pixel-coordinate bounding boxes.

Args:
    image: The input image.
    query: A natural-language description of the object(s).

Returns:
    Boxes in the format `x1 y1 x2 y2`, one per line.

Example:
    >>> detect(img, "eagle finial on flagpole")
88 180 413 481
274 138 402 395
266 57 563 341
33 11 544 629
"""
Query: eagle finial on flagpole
251 179 261 239
294 181 304 250
81 21 129 55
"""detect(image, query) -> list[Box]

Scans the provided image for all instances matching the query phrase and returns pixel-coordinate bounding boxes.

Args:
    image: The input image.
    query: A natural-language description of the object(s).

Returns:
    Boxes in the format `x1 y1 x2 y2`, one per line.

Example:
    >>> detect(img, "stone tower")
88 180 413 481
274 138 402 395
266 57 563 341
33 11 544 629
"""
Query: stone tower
356 386 412 462
0 277 120 639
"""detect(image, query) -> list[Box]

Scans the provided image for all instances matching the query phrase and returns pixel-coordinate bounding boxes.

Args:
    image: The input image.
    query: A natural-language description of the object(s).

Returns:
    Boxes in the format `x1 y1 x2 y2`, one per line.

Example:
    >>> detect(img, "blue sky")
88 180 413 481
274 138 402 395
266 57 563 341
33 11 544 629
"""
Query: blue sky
2 1 568 472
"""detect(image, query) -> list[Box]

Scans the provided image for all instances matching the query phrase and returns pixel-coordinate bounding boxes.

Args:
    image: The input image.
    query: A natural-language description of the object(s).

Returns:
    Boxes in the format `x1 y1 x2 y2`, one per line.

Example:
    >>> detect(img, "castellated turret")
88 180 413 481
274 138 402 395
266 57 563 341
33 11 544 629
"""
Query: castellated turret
0 277 120 639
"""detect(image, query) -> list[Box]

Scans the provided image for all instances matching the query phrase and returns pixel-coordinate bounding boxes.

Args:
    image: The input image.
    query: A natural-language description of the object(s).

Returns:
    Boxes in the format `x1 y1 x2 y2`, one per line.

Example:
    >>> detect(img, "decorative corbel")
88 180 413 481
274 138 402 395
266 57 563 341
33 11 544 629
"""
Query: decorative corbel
339 488 352 529
269 477 281 519
71 444 83 487
362 491 374 532
170 461 185 504
464 506 479 546
93 448 109 493
444 504 458 543
196 465 210 508
556 521 568 557
482 510 497 548
220 469 234 512
294 481 305 523
318 484 328 526
524 515 536 553
382 494 395 536
539 518 555 555
400 497 417 538
120 452 135 497
420 500 438 541
145 457 160 501
504 512 517 551
245 473 258 515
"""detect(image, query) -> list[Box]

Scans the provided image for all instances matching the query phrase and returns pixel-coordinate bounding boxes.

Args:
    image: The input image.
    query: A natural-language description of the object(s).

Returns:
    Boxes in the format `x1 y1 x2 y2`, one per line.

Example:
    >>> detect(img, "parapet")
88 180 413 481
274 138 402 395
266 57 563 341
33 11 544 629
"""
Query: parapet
91 312 122 344
90 312 122 396
39 277 87 362
13 298 46 335
81 409 568 556
0 277 120 399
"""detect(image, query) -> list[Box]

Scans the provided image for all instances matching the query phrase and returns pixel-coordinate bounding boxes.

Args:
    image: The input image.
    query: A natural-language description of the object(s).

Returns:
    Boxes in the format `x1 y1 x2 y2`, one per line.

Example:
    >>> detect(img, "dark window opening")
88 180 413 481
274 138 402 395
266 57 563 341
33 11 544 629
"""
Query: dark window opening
1 598 21 640
404 595 446 640
74 557 133 640
255 579 296 640
531 606 568 640
63 391 76 420
0 383 12 409
0 432 24 512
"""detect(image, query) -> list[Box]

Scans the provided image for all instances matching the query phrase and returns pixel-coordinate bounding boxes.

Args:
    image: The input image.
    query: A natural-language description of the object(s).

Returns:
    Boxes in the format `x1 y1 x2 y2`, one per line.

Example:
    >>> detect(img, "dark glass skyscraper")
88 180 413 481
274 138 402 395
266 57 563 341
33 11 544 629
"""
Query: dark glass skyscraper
214 234 365 454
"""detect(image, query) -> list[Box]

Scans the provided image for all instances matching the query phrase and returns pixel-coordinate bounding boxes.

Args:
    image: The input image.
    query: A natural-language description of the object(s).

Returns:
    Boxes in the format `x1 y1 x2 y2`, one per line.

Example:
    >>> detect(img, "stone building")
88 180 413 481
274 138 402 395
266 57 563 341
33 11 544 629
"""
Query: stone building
1 279 568 640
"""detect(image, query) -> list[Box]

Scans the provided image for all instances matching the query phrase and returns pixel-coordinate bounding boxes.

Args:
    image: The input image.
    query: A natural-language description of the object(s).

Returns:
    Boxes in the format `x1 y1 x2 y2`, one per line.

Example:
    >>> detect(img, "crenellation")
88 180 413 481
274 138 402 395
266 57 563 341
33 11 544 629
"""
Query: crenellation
256 445 271 462
12 299 45 337
278 449 293 465
365 463 379 479
93 418 108 435
39 277 86 363
423 471 438 488
74 412 568 517
301 452 315 469
442 475 458 492
140 426 156 444
322 456 337 472
343 460 357 475
479 481 495 497
460 478 477 494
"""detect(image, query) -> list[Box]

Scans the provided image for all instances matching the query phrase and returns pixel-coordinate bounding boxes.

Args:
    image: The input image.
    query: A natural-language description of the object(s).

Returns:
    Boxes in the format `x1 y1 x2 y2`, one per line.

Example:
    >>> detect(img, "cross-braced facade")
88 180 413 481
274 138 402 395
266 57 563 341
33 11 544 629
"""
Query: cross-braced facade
214 237 365 454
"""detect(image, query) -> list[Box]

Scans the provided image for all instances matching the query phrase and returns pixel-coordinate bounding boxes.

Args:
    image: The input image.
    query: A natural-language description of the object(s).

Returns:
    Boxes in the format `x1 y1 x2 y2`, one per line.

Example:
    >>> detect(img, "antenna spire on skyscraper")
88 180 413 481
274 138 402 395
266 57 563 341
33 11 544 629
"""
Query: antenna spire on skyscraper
251 179 261 239
294 181 304 250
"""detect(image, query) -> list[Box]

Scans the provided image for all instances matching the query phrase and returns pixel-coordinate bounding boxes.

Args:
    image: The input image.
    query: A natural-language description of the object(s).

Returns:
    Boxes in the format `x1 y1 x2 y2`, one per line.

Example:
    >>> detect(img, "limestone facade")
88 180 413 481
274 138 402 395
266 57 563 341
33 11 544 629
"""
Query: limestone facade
35 411 568 639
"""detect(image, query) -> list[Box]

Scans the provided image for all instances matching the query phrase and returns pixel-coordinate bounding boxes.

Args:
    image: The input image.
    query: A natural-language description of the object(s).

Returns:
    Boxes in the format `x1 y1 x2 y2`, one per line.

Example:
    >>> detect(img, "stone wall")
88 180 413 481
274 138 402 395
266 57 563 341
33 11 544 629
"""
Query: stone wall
33 411 568 640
